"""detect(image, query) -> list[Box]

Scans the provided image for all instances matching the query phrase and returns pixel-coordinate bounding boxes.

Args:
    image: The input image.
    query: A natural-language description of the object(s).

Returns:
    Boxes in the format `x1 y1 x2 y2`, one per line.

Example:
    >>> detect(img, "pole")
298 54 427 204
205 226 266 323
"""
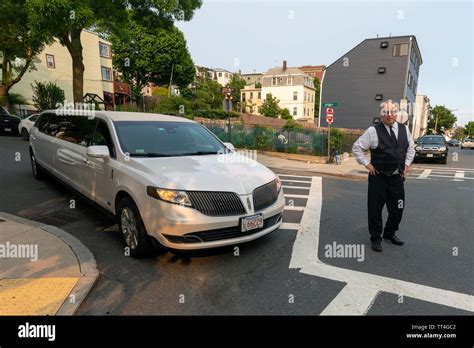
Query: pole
327 123 331 163
227 99 232 142
168 64 174 97
434 110 439 134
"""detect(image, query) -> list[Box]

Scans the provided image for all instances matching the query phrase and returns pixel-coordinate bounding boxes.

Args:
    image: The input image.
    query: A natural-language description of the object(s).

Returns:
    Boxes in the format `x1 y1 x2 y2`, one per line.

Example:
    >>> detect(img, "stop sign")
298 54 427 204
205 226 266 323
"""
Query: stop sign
326 115 334 124
326 107 334 116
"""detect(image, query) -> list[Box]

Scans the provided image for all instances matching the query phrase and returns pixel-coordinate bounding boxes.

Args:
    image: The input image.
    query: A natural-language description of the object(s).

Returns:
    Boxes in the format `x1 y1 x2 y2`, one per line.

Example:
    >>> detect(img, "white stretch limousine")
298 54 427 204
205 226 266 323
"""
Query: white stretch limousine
29 111 285 257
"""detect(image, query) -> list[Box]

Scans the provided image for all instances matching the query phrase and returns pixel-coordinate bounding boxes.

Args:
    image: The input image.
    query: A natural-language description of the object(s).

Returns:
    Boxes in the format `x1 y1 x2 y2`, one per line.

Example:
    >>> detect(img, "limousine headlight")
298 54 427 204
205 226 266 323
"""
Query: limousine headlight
147 187 192 207
276 177 282 192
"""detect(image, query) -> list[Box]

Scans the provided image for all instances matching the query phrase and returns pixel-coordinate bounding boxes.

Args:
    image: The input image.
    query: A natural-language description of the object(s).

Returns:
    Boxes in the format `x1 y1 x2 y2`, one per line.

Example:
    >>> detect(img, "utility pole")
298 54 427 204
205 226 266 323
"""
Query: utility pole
168 64 174 97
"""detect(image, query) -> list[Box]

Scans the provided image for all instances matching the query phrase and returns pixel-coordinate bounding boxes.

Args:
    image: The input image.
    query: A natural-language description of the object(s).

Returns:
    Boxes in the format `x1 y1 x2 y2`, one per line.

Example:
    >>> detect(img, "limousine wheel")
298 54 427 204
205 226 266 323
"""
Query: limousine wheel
117 197 153 258
29 149 45 180
21 128 29 141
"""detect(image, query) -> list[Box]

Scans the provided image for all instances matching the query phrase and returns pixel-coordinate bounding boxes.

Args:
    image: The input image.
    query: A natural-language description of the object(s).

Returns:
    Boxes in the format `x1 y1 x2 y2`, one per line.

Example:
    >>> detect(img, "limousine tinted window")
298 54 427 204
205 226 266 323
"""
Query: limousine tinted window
91 119 116 157
39 114 97 146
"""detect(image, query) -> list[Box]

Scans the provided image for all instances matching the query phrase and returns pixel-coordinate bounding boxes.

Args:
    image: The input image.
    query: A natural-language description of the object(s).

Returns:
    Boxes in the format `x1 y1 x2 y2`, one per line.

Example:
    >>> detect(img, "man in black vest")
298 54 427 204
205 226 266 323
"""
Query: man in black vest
352 100 415 252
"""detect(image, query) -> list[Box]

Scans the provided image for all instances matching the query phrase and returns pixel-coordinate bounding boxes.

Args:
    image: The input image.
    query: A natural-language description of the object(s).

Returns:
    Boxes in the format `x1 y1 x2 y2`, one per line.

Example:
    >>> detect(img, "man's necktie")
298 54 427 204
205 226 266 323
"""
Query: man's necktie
389 126 397 143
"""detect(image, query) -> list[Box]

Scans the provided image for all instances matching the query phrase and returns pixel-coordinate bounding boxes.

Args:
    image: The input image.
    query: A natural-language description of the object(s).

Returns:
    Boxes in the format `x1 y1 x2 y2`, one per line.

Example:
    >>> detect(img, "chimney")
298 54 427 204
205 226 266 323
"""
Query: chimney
283 60 287 71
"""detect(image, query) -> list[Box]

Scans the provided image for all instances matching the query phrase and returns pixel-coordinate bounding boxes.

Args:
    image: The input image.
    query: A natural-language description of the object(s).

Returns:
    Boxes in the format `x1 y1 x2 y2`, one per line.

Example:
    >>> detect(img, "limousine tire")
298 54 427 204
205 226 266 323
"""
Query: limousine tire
30 149 45 180
117 197 154 258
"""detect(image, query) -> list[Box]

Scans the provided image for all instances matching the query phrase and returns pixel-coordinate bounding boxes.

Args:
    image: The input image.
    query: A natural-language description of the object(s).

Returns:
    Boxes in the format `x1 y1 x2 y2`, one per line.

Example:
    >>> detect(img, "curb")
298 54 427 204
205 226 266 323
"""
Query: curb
0 212 98 315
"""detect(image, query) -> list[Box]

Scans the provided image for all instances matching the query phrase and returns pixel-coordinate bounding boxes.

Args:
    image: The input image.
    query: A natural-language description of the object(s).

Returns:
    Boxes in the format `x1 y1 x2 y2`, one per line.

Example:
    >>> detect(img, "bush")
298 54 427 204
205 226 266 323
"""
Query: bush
329 128 346 152
31 81 65 111
7 93 27 106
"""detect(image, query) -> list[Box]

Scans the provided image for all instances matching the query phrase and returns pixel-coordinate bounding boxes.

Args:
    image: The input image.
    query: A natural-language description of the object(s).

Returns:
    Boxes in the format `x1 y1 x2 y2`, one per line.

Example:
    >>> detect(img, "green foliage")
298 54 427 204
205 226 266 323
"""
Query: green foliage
427 105 457 134
6 93 28 106
280 108 292 120
260 94 281 118
0 0 51 104
255 82 262 89
31 81 65 111
193 109 239 120
251 127 274 150
283 118 303 131
112 22 195 99
329 128 345 151
464 121 474 138
182 79 224 110
228 75 246 106
311 132 326 156
153 87 169 97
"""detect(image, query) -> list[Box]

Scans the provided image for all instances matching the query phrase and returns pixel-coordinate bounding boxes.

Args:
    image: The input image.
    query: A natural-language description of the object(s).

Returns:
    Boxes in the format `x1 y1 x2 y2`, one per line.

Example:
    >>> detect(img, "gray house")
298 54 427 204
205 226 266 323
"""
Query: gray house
320 35 422 130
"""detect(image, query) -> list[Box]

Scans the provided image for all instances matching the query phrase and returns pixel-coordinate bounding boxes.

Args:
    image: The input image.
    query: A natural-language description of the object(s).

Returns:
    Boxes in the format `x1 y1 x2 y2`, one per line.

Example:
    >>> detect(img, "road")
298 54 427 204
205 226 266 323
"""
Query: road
1 135 473 315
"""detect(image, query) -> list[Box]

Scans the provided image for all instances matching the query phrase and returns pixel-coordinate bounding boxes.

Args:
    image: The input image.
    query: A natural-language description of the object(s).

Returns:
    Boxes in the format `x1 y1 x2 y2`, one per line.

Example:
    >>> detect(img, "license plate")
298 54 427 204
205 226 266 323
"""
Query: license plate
4 128 11 132
241 214 264 232
426 154 433 158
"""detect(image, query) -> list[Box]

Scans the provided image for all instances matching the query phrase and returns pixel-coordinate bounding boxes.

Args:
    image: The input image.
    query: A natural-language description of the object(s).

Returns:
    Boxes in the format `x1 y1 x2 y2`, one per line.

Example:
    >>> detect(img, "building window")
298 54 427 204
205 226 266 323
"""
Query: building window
378 67 386 74
393 43 409 56
380 41 389 48
375 94 383 100
250 92 253 99
272 77 277 86
287 76 293 85
293 107 297 116
304 92 307 102
219 72 222 77
99 42 111 58
45 54 55 68
242 93 246 102
407 72 412 88
293 91 298 100
258 92 261 99
101 66 112 81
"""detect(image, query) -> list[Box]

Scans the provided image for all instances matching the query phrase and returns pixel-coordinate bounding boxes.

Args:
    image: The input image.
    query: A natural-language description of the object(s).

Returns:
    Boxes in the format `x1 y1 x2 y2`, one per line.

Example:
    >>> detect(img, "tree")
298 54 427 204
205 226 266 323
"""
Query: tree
427 105 457 134
228 74 246 106
0 0 51 106
27 0 202 104
31 81 65 111
112 21 195 101
280 108 292 120
313 77 321 118
465 121 474 138
260 94 281 118
181 78 224 110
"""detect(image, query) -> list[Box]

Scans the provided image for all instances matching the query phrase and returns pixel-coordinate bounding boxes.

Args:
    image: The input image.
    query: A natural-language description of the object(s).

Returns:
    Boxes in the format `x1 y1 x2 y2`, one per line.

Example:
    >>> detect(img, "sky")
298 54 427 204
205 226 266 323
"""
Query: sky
177 0 473 126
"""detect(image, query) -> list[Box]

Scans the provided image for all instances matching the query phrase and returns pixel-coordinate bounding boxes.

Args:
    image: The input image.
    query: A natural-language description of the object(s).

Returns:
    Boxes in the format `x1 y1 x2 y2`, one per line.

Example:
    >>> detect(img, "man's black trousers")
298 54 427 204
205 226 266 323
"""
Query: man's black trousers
368 173 405 243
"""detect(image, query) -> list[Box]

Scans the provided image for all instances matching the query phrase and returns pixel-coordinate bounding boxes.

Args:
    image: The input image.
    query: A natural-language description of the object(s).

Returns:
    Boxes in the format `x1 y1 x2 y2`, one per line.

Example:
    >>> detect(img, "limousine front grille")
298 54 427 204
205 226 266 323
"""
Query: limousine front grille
187 191 246 216
163 213 282 244
253 179 279 212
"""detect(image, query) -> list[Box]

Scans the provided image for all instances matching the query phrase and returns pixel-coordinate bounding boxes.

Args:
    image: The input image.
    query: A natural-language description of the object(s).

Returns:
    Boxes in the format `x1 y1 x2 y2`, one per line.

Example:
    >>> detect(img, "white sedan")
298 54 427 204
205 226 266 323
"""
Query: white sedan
18 114 40 140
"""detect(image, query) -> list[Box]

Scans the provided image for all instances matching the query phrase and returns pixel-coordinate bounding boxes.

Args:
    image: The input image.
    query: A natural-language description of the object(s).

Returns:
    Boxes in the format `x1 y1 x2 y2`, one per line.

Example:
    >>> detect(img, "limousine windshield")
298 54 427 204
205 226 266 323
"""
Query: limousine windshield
113 121 229 157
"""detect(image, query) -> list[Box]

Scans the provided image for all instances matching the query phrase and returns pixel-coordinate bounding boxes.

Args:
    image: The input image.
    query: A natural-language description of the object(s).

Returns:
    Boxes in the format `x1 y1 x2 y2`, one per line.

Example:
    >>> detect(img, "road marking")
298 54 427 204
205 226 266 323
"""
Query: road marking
284 194 309 198
282 185 311 190
284 206 305 211
457 187 474 191
414 166 474 172
455 171 465 180
430 174 473 180
320 284 379 315
277 174 314 179
281 222 300 230
289 176 474 314
417 169 432 179
281 179 313 184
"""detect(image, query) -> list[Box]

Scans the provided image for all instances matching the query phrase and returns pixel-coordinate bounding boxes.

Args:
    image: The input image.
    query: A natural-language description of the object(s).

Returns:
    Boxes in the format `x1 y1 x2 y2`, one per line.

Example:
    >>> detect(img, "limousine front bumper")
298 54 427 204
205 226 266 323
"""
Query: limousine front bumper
142 189 285 250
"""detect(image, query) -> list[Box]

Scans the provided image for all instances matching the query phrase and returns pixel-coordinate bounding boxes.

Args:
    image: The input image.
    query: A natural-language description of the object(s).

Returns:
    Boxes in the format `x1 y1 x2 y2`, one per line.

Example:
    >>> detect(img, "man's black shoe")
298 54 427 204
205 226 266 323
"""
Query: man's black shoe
383 235 404 245
371 243 382 252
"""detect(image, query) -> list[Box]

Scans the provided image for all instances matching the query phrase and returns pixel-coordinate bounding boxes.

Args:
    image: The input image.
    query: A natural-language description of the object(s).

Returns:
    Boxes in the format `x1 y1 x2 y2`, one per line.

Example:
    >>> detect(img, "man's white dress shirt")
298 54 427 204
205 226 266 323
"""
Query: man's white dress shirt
352 122 416 170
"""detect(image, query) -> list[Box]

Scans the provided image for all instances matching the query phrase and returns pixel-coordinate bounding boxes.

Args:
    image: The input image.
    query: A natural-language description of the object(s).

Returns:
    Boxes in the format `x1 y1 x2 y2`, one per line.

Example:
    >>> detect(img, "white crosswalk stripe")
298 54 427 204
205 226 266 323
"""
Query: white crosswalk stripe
410 167 474 182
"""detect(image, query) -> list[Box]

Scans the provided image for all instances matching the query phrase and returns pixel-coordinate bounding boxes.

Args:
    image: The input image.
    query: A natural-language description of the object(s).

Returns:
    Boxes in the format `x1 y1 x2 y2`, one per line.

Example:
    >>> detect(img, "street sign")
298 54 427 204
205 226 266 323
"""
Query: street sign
326 107 334 116
326 115 333 124
323 102 338 107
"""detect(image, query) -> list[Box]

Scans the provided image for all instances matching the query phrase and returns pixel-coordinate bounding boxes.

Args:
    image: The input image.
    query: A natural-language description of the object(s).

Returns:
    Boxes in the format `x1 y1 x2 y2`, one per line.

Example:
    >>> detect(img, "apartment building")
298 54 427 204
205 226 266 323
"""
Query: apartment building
261 61 316 121
320 35 423 129
241 84 262 115
6 29 115 113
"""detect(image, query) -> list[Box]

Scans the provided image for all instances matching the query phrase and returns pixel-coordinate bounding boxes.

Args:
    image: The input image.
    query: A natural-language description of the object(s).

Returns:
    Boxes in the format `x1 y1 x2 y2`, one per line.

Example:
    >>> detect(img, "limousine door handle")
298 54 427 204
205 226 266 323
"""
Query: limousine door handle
84 159 91 165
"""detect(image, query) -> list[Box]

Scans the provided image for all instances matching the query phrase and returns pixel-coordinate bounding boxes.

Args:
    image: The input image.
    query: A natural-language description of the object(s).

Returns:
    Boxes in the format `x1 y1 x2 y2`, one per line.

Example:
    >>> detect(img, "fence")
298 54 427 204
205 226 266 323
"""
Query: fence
201 121 362 157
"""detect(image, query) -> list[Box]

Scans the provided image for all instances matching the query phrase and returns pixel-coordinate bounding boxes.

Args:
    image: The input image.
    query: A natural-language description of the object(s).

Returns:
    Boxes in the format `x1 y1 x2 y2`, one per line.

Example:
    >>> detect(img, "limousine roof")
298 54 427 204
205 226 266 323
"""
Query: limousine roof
42 110 195 123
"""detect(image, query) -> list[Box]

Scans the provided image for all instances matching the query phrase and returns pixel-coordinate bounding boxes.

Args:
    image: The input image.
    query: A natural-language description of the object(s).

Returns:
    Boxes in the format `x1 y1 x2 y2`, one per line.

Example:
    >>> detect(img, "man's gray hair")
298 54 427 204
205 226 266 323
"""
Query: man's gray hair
380 100 399 116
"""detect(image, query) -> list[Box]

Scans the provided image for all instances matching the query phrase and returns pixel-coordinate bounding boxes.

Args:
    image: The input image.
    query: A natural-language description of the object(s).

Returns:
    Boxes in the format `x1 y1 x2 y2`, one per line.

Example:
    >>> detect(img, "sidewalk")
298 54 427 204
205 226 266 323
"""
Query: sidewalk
0 212 98 315
256 151 369 180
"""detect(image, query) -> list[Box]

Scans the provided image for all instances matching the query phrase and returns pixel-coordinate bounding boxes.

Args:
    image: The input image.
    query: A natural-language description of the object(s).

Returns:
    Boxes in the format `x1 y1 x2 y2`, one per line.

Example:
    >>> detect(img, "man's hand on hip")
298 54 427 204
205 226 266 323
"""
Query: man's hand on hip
403 164 410 177
366 163 379 175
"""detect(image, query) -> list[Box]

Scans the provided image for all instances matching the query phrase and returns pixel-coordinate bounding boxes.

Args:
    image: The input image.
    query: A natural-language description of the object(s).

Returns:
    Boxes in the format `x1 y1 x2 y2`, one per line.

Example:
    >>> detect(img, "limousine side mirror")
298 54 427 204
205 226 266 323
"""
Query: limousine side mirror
223 142 235 152
87 145 110 159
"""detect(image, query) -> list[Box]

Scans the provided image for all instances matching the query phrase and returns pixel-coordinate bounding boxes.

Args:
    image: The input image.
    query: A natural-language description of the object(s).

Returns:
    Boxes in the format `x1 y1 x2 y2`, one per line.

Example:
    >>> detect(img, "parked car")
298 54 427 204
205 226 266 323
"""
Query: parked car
461 138 474 149
448 139 461 147
29 111 285 258
0 106 21 136
18 114 40 140
414 135 448 164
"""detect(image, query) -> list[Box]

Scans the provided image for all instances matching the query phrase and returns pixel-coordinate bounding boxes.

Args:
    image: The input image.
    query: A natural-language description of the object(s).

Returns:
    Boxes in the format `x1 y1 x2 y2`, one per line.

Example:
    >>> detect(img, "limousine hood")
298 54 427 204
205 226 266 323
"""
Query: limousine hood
132 153 276 195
